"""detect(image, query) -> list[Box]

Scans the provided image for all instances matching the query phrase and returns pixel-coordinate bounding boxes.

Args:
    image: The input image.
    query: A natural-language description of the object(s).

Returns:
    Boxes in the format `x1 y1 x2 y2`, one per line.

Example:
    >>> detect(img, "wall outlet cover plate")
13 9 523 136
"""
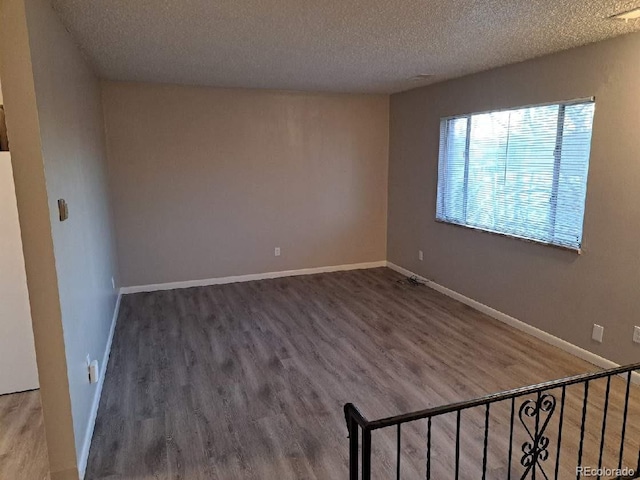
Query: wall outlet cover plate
592 324 604 343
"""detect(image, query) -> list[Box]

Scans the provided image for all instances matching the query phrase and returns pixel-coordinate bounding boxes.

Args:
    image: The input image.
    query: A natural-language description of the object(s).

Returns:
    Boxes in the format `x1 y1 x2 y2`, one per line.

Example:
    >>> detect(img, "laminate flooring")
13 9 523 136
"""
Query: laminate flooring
85 268 640 479
0 390 49 480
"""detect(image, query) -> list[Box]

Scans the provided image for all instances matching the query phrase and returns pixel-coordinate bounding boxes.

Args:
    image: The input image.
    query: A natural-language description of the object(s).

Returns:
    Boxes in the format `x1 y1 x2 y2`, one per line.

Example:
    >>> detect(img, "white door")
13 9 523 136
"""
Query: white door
0 152 39 394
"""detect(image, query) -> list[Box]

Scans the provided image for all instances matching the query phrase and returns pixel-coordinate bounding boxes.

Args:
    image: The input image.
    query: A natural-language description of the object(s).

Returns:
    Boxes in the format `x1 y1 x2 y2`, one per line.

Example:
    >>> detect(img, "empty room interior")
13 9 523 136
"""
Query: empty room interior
2 0 640 479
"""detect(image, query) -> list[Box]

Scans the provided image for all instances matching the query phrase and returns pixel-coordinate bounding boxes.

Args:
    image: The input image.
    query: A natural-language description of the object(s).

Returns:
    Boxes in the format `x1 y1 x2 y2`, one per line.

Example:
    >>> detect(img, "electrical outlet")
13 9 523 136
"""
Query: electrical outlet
592 324 604 343
274 247 281 257
633 326 640 344
418 250 424 261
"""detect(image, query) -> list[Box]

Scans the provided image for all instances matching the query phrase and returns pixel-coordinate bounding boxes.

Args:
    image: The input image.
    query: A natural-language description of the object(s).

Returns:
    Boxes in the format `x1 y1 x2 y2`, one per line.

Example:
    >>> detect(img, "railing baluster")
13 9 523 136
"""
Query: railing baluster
533 392 541 480
347 410 359 480
597 377 611 480
455 411 461 480
397 424 401 480
482 403 490 480
618 371 632 471
508 397 514 480
363 428 372 480
577 381 590 480
426 417 431 480
554 386 566 480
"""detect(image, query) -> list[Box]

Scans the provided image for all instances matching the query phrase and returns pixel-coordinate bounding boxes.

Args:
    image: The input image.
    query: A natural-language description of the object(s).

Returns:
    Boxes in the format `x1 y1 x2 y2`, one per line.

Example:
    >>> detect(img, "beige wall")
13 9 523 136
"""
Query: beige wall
102 82 389 287
388 32 640 366
1 0 119 478
0 0 76 478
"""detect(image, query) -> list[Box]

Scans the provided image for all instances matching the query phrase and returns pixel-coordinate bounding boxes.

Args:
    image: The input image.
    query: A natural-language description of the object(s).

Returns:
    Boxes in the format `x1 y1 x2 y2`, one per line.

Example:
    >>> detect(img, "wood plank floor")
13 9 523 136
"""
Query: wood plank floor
86 267 640 479
0 390 49 480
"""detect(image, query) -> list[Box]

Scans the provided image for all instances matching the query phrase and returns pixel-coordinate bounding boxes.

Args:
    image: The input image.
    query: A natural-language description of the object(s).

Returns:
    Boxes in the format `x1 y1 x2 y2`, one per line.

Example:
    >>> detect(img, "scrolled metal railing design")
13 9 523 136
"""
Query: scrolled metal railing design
519 393 556 479
344 363 640 480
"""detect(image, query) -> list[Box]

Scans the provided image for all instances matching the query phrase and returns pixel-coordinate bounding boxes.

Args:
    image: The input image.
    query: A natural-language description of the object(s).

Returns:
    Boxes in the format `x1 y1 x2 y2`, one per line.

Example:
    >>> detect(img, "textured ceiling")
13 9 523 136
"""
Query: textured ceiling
50 0 640 93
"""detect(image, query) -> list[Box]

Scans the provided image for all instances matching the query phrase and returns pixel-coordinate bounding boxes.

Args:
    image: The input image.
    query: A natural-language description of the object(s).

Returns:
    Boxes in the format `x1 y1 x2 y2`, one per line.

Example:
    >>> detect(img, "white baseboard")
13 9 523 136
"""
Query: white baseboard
387 262 640 384
78 292 122 480
119 261 388 294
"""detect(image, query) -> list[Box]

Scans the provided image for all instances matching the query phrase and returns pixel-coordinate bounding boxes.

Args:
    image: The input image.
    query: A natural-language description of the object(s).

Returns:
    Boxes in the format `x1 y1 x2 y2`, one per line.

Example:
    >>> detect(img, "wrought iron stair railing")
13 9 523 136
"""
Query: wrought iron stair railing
344 363 640 479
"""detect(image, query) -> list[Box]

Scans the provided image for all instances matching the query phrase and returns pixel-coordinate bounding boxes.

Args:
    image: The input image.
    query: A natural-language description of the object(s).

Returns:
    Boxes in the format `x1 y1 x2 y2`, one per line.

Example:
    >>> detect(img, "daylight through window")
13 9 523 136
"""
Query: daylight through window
436 99 595 250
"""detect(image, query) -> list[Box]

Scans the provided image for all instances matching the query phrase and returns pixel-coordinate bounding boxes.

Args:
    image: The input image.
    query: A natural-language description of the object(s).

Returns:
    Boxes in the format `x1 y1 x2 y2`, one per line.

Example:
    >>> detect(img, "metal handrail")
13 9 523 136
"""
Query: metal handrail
344 362 640 480
348 362 640 431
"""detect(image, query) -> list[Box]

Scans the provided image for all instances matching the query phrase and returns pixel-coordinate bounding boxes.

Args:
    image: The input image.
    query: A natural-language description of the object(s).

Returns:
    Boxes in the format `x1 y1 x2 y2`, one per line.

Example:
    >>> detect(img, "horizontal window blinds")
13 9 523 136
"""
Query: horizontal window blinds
436 100 595 250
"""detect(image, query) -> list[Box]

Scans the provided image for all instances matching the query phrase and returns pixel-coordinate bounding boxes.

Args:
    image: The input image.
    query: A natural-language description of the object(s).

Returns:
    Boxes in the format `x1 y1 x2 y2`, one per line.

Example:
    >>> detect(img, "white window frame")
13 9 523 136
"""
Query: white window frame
435 97 595 252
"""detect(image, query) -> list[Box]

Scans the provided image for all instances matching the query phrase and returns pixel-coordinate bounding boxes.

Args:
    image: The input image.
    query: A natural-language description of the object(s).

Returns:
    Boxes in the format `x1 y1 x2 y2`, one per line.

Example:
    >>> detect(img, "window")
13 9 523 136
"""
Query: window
436 99 595 251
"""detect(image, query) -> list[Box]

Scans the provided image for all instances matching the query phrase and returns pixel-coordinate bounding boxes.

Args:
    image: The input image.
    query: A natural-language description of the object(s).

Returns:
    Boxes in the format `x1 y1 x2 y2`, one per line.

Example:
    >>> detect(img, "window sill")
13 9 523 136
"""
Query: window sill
434 218 582 254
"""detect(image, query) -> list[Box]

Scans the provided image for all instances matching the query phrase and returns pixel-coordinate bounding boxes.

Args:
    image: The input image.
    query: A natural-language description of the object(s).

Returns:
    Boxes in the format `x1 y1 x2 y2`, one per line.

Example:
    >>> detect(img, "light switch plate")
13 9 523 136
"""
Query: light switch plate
633 326 640 344
58 199 68 221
